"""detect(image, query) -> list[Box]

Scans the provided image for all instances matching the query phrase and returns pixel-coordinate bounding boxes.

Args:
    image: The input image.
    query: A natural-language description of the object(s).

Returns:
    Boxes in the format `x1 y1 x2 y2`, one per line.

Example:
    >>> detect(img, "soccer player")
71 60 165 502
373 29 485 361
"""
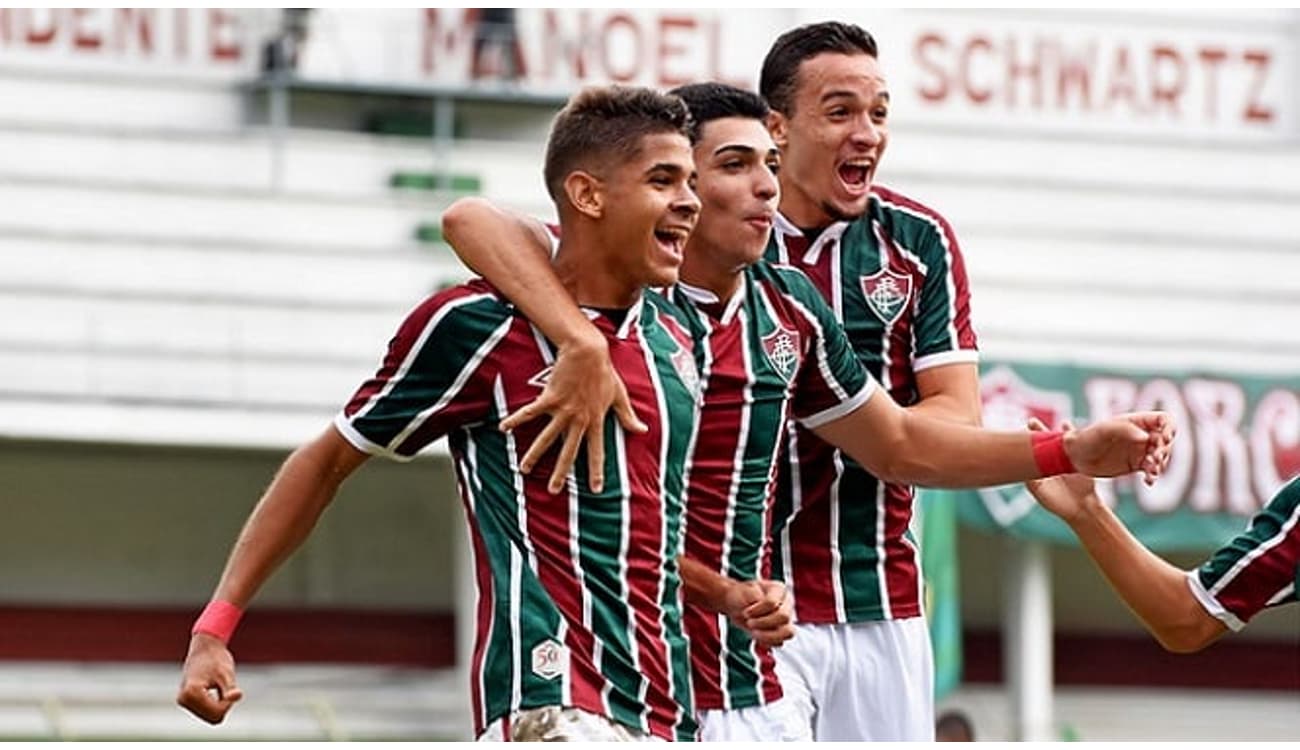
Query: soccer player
1026 420 1299 653
175 85 772 742
757 21 982 740
440 84 1175 741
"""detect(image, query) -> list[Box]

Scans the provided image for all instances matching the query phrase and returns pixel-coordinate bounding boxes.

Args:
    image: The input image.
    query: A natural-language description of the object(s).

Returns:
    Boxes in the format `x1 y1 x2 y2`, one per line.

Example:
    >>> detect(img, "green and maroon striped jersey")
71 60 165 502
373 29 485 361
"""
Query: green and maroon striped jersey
1189 477 1300 629
664 261 874 712
763 184 979 624
334 280 700 741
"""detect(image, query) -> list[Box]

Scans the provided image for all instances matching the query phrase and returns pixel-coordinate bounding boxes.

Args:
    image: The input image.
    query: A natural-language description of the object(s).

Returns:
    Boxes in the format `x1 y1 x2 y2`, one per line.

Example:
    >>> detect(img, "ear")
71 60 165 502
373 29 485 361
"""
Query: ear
563 170 603 219
766 110 789 152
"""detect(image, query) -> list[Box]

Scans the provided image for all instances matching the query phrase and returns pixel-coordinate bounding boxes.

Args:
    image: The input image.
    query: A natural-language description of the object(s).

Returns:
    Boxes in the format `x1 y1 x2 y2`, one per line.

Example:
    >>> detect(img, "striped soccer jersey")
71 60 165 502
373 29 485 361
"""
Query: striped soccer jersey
334 280 700 741
764 184 979 624
664 261 874 712
1189 477 1300 630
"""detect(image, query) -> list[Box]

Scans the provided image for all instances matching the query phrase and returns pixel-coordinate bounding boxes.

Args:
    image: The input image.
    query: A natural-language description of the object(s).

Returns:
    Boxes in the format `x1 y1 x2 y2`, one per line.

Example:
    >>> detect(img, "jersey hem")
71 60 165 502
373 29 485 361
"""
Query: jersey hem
332 413 417 463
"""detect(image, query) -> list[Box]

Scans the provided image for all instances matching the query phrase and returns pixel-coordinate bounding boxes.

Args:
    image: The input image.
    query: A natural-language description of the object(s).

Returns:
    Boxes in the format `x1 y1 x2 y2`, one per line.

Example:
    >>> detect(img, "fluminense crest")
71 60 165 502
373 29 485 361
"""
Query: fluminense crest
859 268 913 326
761 324 802 383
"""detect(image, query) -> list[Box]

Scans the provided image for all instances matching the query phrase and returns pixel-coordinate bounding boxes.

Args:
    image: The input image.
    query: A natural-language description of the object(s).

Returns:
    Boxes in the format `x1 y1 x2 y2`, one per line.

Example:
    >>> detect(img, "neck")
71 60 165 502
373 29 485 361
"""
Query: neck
777 175 832 229
678 241 743 302
553 229 642 309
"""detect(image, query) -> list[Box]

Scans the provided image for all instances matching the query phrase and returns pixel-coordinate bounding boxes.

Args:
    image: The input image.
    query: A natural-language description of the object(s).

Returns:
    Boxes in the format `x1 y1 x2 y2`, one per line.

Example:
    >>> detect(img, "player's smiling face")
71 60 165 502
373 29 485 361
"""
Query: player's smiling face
686 116 780 272
769 52 889 228
599 132 701 288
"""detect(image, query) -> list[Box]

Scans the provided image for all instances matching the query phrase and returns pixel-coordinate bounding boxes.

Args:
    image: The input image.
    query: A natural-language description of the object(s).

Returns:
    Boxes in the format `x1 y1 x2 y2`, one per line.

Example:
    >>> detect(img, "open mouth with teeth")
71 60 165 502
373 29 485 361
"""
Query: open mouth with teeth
837 161 873 192
654 227 690 260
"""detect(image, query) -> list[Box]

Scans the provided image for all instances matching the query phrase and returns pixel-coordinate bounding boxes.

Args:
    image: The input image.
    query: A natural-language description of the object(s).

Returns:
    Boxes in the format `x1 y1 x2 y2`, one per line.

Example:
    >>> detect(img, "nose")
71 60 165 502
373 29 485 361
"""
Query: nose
755 166 778 202
672 182 702 222
850 115 883 149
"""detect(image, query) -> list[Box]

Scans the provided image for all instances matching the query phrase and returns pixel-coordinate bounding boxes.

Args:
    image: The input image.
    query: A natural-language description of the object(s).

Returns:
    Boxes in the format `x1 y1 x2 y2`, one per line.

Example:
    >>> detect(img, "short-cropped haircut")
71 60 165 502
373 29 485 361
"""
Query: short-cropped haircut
543 85 693 202
668 82 769 142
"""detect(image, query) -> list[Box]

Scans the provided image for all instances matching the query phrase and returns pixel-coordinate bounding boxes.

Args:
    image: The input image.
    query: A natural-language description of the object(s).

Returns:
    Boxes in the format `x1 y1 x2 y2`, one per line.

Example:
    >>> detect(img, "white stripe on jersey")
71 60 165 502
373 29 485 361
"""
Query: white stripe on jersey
495 377 530 712
873 195 964 353
722 308 758 708
631 314 659 733
830 448 848 622
1265 582 1295 607
385 314 514 455
872 479 892 620
1209 499 1300 597
352 292 494 423
780 423 801 614
455 448 492 733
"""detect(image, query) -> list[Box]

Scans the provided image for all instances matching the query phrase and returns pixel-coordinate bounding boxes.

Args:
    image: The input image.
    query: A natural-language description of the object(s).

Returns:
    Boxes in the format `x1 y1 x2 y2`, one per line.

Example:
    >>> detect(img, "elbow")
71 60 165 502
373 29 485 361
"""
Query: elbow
1155 628 1213 654
440 196 492 244
1151 609 1225 654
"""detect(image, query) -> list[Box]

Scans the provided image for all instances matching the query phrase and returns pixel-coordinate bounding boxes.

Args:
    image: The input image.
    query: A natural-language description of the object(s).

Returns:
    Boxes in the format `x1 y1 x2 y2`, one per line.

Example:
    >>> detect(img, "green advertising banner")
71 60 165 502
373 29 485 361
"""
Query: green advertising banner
963 362 1300 551
919 489 962 700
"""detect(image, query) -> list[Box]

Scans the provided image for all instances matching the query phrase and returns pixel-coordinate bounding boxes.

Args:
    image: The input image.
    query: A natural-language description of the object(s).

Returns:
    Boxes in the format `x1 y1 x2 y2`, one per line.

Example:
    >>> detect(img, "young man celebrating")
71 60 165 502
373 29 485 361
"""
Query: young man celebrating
177 85 719 742
758 21 982 740
440 83 1175 741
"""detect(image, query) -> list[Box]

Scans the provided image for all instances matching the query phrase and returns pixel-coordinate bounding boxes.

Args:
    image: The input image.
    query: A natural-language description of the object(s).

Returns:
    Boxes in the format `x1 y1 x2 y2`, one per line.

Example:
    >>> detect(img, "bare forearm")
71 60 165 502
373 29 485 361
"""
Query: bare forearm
1066 501 1225 652
442 197 597 349
212 432 361 606
678 555 731 613
906 390 981 427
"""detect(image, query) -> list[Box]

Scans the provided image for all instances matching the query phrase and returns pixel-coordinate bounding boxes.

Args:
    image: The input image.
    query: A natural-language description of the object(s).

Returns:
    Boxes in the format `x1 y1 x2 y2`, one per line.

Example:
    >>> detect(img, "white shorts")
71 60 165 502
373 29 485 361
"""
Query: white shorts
773 617 935 741
697 698 812 742
478 706 661 742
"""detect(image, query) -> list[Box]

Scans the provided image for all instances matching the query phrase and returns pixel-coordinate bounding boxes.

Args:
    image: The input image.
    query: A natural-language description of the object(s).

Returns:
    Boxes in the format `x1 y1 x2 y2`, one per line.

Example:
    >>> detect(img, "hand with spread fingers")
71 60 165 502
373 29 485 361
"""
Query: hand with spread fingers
1064 411 1175 484
176 633 244 725
724 579 795 648
504 330 647 494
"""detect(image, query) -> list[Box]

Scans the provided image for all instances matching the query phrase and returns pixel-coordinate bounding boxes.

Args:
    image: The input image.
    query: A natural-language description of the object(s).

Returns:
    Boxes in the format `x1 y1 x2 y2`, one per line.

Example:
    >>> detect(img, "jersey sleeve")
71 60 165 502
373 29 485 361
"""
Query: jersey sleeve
334 286 513 461
1186 478 1300 630
773 266 877 428
910 210 980 372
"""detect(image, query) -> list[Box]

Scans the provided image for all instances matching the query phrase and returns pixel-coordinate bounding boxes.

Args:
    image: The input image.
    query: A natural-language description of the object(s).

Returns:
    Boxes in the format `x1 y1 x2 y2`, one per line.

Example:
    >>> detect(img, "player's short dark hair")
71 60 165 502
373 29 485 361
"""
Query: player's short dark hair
760 21 878 115
935 710 975 741
668 82 769 141
543 85 693 201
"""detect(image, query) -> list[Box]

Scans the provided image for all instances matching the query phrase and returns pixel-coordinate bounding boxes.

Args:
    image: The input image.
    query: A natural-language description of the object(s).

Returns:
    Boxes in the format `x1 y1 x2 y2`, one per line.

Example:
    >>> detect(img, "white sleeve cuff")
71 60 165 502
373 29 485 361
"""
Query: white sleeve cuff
332 413 417 463
914 349 979 372
1185 570 1247 632
798 379 877 430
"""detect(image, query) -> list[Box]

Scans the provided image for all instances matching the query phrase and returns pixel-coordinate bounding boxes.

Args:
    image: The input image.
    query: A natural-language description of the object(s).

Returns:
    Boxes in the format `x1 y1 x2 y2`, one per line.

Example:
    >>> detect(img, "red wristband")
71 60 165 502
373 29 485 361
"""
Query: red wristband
192 600 244 644
1031 431 1076 477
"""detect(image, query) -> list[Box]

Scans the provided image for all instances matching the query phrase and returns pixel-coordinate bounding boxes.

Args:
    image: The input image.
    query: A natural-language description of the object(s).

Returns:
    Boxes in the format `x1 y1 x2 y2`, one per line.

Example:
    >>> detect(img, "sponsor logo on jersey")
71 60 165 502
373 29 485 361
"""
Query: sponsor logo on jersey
977 366 1075 526
860 268 913 325
527 365 554 389
530 639 568 680
761 324 802 383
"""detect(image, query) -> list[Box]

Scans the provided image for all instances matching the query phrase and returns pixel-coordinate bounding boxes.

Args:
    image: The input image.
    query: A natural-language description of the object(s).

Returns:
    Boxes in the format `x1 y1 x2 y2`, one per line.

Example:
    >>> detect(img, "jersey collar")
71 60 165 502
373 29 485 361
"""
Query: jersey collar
773 211 850 267
676 274 747 326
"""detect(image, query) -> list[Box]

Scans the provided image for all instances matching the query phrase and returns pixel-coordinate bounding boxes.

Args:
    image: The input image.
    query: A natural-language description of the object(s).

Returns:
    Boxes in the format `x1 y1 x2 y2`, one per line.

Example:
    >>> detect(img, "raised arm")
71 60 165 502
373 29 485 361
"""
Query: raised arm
812 390 1172 489
1023 420 1226 652
177 426 370 724
441 197 645 493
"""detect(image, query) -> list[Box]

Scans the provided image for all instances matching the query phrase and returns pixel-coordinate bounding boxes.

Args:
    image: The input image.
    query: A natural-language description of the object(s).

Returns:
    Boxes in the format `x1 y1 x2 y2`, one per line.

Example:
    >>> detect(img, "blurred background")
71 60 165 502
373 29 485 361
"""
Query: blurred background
0 7 1295 741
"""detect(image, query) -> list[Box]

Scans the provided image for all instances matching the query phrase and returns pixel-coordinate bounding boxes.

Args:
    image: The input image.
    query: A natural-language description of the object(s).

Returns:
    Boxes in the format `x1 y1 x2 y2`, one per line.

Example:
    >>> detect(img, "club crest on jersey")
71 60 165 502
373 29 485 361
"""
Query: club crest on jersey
860 268 913 325
527 365 553 390
761 324 802 383
977 366 1075 528
670 346 700 397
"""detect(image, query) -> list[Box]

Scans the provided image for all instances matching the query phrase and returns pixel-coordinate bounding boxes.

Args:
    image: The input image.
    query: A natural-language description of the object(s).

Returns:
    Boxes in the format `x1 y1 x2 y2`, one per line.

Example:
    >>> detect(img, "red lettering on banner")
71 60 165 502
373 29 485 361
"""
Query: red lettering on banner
115 8 154 55
71 8 102 51
657 15 694 88
1184 379 1254 515
961 35 994 105
1242 50 1274 122
541 9 588 80
174 7 188 59
1150 45 1186 117
601 13 642 83
914 33 949 102
25 8 58 45
208 9 239 62
1005 36 1043 109
1251 389 1300 501
1056 41 1094 111
1198 47 1227 120
1103 46 1142 114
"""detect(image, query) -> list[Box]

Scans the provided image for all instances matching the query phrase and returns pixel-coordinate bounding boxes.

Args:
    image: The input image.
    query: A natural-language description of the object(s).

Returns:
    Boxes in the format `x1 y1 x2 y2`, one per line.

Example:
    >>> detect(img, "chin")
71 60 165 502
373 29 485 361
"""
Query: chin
824 196 871 222
648 267 680 288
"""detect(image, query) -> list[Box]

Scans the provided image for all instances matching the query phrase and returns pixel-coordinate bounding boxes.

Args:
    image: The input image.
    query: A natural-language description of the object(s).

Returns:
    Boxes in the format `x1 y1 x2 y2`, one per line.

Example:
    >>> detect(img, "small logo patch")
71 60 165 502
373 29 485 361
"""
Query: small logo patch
860 269 913 325
527 366 554 389
531 639 568 680
761 325 802 383
671 346 700 397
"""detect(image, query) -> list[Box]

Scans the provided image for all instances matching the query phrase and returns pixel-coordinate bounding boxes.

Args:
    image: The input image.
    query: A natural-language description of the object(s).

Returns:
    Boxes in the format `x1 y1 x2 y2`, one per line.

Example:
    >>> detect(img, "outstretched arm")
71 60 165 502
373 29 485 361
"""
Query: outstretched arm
441 197 644 493
812 390 1173 489
1023 420 1226 653
910 362 982 426
176 426 369 724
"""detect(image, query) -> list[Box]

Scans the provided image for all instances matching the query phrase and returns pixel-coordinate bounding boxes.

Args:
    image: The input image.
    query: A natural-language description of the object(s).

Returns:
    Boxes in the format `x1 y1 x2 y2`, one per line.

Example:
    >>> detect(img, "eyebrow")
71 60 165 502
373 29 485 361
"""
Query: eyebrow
713 144 757 158
645 162 688 177
821 89 891 104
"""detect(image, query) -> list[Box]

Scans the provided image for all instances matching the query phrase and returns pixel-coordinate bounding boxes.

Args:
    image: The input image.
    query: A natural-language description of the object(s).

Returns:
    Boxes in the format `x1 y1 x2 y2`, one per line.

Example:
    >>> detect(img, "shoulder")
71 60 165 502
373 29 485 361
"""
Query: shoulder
399 279 517 339
751 260 826 308
644 291 696 349
867 184 963 256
